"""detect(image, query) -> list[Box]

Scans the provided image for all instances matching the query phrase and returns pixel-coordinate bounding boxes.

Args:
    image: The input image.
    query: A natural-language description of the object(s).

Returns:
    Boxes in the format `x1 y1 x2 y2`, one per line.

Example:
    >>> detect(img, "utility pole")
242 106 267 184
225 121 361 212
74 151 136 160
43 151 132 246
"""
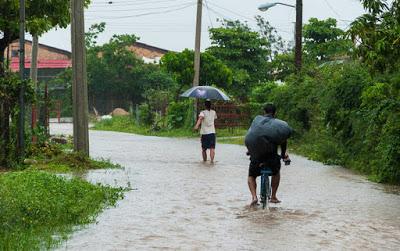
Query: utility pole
71 0 89 155
295 0 303 72
193 0 203 87
193 0 203 123
30 35 38 143
17 0 25 159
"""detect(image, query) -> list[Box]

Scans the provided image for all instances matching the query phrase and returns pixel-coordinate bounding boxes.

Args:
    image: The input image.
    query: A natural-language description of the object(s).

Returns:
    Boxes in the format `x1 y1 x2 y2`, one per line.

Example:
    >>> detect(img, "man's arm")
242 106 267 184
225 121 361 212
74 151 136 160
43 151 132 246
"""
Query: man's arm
280 141 289 159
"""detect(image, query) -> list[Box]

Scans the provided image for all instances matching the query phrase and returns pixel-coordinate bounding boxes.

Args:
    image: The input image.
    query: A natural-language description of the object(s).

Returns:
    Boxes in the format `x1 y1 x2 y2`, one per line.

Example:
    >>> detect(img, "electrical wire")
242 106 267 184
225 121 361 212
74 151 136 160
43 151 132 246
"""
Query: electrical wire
204 0 214 28
90 0 188 8
87 1 195 13
207 1 254 22
86 2 196 20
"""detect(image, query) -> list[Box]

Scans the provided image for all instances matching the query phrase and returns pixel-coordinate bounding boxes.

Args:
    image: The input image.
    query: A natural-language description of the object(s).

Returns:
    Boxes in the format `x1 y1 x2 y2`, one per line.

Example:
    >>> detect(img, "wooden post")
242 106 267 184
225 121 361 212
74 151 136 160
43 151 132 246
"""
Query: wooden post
193 0 203 124
17 0 26 159
193 0 202 87
71 0 89 155
30 35 38 143
295 0 303 72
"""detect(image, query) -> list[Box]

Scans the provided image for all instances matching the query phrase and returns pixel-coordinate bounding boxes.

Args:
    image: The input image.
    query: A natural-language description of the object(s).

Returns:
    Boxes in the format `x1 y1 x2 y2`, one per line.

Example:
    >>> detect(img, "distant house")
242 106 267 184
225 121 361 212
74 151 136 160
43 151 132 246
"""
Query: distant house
127 42 169 63
5 40 72 82
4 40 168 80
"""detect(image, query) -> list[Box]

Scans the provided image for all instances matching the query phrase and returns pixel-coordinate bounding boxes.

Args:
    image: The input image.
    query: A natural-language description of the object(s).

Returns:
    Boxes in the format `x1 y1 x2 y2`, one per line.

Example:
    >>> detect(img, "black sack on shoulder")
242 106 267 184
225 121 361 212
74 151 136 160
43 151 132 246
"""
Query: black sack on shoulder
245 115 292 158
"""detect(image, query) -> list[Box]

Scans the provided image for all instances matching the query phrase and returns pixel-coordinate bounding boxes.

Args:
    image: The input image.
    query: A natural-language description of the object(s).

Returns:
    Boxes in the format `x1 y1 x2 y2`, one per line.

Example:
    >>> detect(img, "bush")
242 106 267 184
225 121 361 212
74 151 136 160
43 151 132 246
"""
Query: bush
255 61 400 184
167 100 193 129
138 103 154 126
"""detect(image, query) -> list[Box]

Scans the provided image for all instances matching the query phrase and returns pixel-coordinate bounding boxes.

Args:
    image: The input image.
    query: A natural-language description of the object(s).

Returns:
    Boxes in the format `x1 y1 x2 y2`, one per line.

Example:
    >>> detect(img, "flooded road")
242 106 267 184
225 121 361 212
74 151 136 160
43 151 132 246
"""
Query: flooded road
52 123 400 250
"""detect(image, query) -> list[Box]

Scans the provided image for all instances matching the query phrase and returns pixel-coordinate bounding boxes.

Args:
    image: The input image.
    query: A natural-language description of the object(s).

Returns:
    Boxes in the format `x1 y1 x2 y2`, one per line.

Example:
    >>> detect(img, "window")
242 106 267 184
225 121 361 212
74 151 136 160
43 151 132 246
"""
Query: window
11 49 18 57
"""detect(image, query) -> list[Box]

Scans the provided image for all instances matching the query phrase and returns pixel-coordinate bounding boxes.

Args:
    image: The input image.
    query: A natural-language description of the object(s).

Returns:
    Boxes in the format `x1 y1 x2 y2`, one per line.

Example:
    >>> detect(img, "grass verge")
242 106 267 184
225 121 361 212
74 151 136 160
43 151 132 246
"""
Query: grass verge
0 170 124 250
92 116 247 138
0 139 125 249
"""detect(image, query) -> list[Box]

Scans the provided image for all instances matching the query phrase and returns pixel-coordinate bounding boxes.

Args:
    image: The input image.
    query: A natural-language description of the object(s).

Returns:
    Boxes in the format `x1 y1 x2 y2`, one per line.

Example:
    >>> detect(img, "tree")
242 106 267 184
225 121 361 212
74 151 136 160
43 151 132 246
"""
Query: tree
0 0 87 75
85 22 106 49
87 34 176 112
349 0 400 72
207 19 272 100
160 49 232 100
255 15 289 58
303 18 353 62
0 0 83 167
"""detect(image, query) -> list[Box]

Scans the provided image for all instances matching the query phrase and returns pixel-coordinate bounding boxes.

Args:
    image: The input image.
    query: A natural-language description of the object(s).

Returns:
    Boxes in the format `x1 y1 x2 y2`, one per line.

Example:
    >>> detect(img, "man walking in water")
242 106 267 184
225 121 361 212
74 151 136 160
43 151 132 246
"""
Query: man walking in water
245 103 292 206
194 100 217 163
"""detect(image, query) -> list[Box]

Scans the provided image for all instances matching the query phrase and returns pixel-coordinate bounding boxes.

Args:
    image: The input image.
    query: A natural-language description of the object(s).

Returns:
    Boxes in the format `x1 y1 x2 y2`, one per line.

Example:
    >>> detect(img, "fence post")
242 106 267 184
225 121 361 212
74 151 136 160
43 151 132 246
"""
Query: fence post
135 104 139 125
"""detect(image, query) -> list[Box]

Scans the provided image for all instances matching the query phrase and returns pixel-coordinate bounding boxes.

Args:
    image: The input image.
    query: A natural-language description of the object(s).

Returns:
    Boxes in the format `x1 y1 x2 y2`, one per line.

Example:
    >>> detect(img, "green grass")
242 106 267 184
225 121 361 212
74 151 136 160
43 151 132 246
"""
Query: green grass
31 152 121 173
0 170 124 250
0 141 125 249
26 141 122 173
218 136 245 145
92 116 247 138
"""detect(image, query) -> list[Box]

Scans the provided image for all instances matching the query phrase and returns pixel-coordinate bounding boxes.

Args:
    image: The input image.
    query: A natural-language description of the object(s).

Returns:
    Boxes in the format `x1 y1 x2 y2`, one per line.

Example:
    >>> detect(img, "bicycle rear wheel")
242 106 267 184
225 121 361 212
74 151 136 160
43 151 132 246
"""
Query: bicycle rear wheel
260 174 268 209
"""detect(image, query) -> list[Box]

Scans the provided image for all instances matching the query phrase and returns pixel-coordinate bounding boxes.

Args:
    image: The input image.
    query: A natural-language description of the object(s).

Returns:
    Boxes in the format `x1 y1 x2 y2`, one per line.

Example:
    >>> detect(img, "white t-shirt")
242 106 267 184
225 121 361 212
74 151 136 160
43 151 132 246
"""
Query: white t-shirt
199 109 217 135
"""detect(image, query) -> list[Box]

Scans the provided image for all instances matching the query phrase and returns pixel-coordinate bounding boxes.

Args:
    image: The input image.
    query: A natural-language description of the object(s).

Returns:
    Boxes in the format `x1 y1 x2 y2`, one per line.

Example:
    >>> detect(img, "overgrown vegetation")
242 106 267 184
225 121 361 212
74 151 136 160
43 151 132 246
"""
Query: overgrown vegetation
0 171 124 250
93 115 246 138
250 62 400 184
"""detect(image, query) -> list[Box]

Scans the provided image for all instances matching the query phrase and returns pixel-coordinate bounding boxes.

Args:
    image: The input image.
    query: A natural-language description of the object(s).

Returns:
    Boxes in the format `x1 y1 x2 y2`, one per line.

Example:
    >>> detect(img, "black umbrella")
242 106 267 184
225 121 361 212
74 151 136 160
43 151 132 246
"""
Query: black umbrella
180 86 230 101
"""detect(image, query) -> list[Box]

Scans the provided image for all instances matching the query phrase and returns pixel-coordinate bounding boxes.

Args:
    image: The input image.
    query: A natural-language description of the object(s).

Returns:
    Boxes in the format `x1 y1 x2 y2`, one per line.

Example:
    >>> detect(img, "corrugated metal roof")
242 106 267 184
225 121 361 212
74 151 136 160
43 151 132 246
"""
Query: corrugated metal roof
10 58 71 71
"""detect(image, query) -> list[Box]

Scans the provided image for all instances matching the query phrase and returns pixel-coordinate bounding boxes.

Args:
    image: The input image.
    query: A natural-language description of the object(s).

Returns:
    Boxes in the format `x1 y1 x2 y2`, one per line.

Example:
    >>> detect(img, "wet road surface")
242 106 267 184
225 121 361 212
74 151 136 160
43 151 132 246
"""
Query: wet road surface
51 123 400 250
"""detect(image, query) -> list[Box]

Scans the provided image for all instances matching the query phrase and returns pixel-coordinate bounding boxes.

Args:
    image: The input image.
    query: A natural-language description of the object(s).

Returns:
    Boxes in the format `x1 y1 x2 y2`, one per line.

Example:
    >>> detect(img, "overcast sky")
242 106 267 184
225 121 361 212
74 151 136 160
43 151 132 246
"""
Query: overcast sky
29 0 366 52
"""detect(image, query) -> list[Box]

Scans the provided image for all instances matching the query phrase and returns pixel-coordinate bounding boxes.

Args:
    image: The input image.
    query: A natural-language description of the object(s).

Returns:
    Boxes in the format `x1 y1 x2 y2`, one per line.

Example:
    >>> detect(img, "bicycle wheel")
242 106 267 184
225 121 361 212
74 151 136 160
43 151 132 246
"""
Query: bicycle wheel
263 175 270 209
260 174 266 209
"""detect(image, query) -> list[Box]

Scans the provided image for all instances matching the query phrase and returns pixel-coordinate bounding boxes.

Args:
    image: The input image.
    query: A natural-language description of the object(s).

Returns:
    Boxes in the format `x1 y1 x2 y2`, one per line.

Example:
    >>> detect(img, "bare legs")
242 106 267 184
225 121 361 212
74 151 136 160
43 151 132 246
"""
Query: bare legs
248 173 281 206
248 176 258 205
202 148 215 163
270 173 281 203
210 148 215 163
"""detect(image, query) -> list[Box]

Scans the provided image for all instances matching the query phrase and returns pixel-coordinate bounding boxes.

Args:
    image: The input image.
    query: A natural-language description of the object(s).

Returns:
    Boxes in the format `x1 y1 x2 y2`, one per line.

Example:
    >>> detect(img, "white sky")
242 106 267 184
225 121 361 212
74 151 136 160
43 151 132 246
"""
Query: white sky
28 0 366 52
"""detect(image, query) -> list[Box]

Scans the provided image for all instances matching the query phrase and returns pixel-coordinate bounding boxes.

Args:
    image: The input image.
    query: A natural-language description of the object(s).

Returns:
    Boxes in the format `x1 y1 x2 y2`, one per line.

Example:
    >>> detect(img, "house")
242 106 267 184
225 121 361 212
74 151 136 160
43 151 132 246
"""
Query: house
4 40 169 81
5 40 72 82
127 42 169 63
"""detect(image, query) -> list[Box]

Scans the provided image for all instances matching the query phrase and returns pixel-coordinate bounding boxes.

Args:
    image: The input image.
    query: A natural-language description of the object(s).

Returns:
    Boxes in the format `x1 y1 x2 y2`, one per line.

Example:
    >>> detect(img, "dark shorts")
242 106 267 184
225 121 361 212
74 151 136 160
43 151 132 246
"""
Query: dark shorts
201 133 216 150
248 154 281 177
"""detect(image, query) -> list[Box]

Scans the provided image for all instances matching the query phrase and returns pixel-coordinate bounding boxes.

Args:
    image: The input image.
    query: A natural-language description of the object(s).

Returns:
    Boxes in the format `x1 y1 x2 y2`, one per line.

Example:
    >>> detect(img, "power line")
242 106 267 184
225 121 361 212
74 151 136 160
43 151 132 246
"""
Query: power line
87 1 195 13
323 0 342 18
86 2 196 19
90 0 187 6
204 0 214 28
207 1 254 22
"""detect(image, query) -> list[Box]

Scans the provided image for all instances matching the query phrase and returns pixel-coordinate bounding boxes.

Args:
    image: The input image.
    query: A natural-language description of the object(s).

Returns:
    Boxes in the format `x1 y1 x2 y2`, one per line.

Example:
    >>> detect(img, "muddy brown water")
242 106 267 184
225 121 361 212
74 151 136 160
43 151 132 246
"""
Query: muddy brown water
51 123 400 251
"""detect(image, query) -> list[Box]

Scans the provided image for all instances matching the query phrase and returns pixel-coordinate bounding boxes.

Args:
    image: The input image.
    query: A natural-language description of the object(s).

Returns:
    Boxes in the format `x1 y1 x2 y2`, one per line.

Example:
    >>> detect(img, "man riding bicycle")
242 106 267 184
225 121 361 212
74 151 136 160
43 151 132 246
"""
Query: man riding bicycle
245 103 292 206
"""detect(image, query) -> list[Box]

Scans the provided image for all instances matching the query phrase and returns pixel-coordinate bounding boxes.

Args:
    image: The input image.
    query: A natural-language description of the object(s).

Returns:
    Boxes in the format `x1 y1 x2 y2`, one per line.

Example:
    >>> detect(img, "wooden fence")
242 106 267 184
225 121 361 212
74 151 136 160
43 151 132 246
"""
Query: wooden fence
197 102 250 129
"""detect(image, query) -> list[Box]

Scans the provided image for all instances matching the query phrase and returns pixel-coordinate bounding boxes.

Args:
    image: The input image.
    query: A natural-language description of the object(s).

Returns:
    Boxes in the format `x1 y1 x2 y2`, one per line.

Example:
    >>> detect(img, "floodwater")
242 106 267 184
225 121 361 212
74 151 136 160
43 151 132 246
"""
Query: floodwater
52 123 400 251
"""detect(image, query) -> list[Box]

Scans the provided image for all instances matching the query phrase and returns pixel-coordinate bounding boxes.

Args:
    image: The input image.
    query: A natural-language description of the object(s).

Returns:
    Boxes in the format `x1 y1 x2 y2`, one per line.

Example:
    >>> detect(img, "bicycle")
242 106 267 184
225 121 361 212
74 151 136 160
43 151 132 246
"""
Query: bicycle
259 164 273 209
259 157 291 209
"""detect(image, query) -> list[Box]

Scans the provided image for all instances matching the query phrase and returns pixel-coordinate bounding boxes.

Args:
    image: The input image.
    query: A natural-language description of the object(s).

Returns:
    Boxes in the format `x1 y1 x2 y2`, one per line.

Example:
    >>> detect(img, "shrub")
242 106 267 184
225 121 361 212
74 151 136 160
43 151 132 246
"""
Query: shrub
138 103 154 126
167 100 193 128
